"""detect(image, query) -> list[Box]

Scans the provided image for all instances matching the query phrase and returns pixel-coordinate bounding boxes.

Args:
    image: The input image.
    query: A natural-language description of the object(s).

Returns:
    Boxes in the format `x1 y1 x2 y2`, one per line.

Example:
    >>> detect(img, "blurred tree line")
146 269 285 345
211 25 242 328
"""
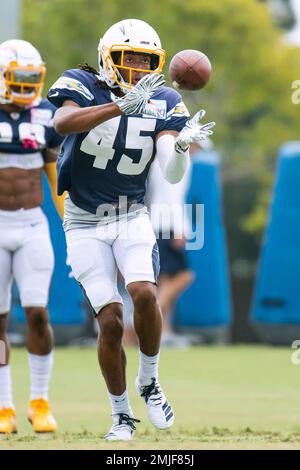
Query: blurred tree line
23 0 300 265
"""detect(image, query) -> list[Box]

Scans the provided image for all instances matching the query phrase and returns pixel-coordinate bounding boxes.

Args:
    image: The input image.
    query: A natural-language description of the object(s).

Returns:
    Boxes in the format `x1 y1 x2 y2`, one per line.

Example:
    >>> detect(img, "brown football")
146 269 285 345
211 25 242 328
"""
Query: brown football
169 49 212 91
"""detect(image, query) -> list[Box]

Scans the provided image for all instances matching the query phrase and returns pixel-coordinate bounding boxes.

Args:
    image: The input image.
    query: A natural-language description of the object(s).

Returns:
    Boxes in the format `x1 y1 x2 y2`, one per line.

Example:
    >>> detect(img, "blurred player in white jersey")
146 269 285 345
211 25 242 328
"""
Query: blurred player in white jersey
0 40 64 434
48 19 215 440
146 151 194 347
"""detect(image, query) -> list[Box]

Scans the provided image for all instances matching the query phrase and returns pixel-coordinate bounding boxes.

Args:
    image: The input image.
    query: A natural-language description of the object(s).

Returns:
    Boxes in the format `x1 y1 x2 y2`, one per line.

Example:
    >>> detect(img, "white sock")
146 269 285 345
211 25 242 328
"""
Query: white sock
138 351 160 386
108 389 133 417
28 352 53 401
0 365 14 409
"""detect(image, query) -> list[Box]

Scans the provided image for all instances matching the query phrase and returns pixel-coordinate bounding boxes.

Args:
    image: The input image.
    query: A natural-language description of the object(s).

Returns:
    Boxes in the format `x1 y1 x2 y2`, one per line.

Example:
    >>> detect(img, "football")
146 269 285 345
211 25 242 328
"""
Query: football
169 49 212 91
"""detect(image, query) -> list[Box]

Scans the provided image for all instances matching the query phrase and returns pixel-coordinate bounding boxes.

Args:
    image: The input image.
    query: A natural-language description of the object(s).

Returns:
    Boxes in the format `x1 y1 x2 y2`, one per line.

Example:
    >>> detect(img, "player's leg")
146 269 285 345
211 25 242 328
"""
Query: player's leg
96 303 126 395
0 313 10 367
95 302 139 440
117 273 137 347
114 213 162 355
24 306 53 355
128 281 162 355
13 213 56 432
0 248 16 434
114 213 174 429
66 227 138 440
24 305 54 431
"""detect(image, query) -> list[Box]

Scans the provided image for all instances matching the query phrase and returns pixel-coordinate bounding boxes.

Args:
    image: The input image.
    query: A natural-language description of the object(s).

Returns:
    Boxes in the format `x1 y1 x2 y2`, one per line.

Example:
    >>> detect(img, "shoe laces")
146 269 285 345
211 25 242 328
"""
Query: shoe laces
112 413 141 432
140 378 163 405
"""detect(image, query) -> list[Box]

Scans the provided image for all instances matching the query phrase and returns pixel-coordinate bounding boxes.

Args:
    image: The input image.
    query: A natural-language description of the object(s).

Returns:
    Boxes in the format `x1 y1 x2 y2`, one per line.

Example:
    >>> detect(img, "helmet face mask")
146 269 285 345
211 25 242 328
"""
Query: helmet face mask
98 19 166 91
0 39 46 106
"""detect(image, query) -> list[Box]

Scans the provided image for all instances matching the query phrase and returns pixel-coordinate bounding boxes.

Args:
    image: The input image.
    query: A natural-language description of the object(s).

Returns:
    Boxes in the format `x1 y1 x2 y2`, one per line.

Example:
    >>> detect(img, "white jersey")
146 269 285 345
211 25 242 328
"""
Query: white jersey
146 158 191 237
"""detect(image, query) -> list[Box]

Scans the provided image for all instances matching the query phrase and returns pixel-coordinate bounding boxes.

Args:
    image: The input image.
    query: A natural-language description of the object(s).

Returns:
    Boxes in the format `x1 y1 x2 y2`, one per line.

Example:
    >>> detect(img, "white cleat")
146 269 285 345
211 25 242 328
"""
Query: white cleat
104 413 140 441
135 377 174 430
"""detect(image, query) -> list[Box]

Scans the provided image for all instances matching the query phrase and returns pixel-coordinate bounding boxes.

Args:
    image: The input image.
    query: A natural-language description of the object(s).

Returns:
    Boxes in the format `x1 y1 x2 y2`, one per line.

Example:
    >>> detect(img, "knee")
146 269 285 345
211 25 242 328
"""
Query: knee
98 305 124 345
128 282 157 311
83 280 122 315
25 307 49 335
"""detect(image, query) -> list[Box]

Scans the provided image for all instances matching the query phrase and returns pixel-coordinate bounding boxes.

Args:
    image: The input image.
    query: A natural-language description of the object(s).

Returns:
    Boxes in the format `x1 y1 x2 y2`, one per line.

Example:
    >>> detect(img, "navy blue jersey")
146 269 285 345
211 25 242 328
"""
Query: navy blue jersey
47 68 190 214
0 99 63 155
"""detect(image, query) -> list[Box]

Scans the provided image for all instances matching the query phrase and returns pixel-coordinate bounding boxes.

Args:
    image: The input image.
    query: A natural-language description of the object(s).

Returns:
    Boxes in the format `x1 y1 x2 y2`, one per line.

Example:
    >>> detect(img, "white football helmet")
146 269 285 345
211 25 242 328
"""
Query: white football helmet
98 19 166 91
0 39 46 106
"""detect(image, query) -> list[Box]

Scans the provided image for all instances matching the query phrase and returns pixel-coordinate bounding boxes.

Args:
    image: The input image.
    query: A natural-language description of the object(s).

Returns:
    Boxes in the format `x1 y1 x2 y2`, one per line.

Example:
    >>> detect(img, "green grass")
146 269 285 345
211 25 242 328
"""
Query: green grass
1 345 300 449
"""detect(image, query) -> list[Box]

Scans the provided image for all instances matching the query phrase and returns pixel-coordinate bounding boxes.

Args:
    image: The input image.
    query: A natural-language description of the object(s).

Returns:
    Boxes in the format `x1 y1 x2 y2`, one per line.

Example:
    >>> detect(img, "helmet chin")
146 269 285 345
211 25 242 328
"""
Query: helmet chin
10 89 36 106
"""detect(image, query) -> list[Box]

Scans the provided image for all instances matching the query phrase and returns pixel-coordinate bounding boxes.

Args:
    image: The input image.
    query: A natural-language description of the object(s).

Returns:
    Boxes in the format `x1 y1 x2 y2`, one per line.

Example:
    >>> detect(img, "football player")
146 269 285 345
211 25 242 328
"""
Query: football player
48 19 215 441
0 40 64 434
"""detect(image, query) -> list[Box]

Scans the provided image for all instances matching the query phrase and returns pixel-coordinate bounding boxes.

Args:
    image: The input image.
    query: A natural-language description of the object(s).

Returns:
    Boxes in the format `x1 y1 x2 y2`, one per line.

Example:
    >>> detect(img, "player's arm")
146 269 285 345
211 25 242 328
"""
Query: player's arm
156 130 189 184
43 147 65 219
53 100 121 135
53 73 166 135
156 110 215 184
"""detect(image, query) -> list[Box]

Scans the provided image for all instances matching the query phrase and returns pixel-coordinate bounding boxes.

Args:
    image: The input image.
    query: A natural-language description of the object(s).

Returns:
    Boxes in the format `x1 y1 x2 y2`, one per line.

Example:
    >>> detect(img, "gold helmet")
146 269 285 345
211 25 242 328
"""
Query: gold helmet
0 39 46 106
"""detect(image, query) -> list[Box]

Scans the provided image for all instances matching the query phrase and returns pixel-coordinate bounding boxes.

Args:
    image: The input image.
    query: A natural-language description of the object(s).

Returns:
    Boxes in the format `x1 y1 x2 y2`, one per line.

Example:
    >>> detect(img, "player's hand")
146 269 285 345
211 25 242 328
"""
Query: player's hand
115 73 165 116
175 110 215 153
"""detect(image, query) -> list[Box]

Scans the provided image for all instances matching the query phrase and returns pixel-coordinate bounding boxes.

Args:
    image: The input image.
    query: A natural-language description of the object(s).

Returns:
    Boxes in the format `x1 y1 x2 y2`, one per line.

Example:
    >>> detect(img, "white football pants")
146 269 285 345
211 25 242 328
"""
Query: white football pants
65 212 160 316
0 207 54 314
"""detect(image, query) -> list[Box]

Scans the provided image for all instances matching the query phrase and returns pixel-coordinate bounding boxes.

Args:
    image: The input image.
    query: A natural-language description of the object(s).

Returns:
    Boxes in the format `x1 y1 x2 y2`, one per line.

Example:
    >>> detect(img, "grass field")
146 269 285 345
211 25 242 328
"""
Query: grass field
1 345 300 450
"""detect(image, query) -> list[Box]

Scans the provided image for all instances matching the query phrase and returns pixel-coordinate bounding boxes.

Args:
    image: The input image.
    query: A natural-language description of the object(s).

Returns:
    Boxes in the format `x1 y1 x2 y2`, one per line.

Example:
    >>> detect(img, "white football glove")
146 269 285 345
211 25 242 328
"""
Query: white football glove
175 110 215 153
115 73 165 116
